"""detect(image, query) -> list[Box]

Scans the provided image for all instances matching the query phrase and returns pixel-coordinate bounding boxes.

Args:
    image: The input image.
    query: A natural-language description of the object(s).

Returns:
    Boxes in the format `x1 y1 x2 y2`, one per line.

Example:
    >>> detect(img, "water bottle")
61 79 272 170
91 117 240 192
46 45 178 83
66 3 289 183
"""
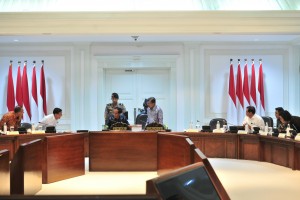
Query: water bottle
265 122 269 133
286 124 291 137
195 120 201 131
189 121 194 129
216 121 220 130
3 123 7 134
32 123 35 131
245 124 249 133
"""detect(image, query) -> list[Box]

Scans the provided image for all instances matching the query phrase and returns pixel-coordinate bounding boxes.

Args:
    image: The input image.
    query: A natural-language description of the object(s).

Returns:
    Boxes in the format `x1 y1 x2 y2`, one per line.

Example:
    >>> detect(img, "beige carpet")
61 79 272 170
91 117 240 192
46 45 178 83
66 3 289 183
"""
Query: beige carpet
37 158 300 199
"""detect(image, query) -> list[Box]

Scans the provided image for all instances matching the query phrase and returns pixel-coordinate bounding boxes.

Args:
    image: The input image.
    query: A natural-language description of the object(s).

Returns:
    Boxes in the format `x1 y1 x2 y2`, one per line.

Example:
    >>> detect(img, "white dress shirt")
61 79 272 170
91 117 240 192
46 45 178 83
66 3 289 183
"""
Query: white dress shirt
38 114 58 130
243 114 265 131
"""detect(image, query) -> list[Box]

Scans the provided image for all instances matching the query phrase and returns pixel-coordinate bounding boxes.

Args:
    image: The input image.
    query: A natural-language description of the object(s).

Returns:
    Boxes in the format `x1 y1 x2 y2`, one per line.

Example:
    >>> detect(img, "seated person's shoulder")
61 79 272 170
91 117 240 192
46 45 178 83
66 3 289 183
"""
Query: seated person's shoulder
106 103 112 106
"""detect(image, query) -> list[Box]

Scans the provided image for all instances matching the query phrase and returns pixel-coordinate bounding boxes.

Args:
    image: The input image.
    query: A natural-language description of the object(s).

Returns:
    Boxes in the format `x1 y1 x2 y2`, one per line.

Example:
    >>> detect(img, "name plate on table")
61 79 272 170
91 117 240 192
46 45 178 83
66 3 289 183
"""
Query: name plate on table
213 129 225 133
278 133 286 138
31 130 45 134
295 134 300 141
6 131 19 135
259 131 268 136
112 127 127 131
186 129 199 132
145 127 164 131
237 130 248 134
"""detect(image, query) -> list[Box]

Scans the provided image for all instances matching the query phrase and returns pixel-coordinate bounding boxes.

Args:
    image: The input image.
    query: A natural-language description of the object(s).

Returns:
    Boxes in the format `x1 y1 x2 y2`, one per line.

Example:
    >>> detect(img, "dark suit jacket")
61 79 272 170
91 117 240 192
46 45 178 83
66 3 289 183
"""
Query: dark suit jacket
106 114 129 129
290 116 300 132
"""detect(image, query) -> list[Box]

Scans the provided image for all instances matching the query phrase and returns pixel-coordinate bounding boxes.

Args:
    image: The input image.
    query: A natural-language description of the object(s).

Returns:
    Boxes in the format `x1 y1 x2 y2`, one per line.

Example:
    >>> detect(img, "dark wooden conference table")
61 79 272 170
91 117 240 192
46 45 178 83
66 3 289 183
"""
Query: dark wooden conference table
1 131 300 170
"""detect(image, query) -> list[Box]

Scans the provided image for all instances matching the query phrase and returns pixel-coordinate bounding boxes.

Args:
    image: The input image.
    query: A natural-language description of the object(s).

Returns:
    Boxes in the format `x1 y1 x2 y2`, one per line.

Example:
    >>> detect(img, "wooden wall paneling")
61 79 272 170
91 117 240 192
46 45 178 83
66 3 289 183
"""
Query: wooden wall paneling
0 149 10 195
294 142 300 170
204 138 226 158
226 137 238 159
157 133 193 171
83 132 89 157
43 133 85 184
89 131 157 171
185 133 238 159
260 137 295 169
10 139 42 195
238 135 260 161
0 135 16 160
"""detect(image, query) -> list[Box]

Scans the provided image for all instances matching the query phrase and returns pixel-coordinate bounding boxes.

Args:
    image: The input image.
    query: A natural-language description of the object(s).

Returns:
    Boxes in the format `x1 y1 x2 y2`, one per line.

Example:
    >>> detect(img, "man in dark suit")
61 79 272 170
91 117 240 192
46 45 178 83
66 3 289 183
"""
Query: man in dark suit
106 107 129 129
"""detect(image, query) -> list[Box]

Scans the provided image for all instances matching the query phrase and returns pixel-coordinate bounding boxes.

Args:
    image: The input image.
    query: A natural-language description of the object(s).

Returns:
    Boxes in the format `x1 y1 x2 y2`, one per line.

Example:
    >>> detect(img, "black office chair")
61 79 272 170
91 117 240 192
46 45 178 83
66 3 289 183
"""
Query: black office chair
21 123 32 130
135 114 148 129
262 116 274 128
209 118 227 130
123 111 128 120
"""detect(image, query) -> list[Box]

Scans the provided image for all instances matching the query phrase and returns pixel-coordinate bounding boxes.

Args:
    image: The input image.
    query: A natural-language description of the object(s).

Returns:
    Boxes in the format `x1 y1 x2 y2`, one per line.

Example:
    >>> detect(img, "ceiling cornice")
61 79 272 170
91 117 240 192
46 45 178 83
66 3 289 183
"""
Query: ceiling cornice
1 11 300 35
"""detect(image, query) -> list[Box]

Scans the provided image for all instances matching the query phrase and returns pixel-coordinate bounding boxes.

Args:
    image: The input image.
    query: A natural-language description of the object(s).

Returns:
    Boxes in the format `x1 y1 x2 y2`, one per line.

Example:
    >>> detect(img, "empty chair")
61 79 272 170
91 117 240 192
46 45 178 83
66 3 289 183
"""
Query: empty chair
123 111 128 120
135 114 148 129
261 116 274 128
209 118 227 130
20 123 32 130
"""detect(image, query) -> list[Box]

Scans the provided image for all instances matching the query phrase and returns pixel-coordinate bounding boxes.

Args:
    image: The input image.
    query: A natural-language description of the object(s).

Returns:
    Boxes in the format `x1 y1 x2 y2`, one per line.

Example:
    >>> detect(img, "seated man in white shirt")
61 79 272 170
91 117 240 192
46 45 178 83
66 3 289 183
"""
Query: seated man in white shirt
38 108 62 130
242 106 265 131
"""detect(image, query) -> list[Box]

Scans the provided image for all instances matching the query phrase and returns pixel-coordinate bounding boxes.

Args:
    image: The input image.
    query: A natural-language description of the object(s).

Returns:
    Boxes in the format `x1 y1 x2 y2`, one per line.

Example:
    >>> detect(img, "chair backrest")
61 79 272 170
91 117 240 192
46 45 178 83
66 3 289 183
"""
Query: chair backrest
209 118 227 130
21 123 32 130
261 116 274 128
136 114 148 129
123 111 128 120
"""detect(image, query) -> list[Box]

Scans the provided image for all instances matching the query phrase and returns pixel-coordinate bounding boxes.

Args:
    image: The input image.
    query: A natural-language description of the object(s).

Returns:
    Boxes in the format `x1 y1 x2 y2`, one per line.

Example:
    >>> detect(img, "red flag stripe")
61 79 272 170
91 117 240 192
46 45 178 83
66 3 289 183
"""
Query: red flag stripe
243 62 250 104
40 64 47 115
236 62 244 107
32 66 38 105
16 65 23 106
250 61 257 106
258 61 265 110
7 63 15 111
228 63 236 106
22 63 31 119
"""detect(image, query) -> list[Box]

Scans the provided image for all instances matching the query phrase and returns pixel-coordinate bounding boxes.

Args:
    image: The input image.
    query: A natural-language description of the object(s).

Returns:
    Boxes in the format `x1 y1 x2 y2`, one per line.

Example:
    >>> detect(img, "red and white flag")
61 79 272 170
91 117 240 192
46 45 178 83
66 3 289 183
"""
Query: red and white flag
7 61 15 111
250 60 257 109
39 61 47 118
226 59 237 125
257 60 265 116
31 62 39 124
22 61 31 121
16 62 23 107
243 59 250 111
236 60 244 125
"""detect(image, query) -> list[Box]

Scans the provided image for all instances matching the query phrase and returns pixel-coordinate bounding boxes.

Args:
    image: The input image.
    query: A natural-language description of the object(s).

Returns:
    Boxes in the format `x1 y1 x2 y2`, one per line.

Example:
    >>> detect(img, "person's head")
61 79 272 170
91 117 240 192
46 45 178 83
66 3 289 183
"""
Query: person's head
147 97 156 109
246 106 256 118
111 93 119 104
53 108 62 120
279 110 292 124
14 106 24 119
113 107 122 119
275 107 284 119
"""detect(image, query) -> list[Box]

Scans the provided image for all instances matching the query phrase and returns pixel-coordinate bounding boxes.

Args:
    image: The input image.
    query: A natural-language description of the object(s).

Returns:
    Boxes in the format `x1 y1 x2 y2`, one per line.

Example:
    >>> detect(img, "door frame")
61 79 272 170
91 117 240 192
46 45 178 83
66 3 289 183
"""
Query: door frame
95 55 178 130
